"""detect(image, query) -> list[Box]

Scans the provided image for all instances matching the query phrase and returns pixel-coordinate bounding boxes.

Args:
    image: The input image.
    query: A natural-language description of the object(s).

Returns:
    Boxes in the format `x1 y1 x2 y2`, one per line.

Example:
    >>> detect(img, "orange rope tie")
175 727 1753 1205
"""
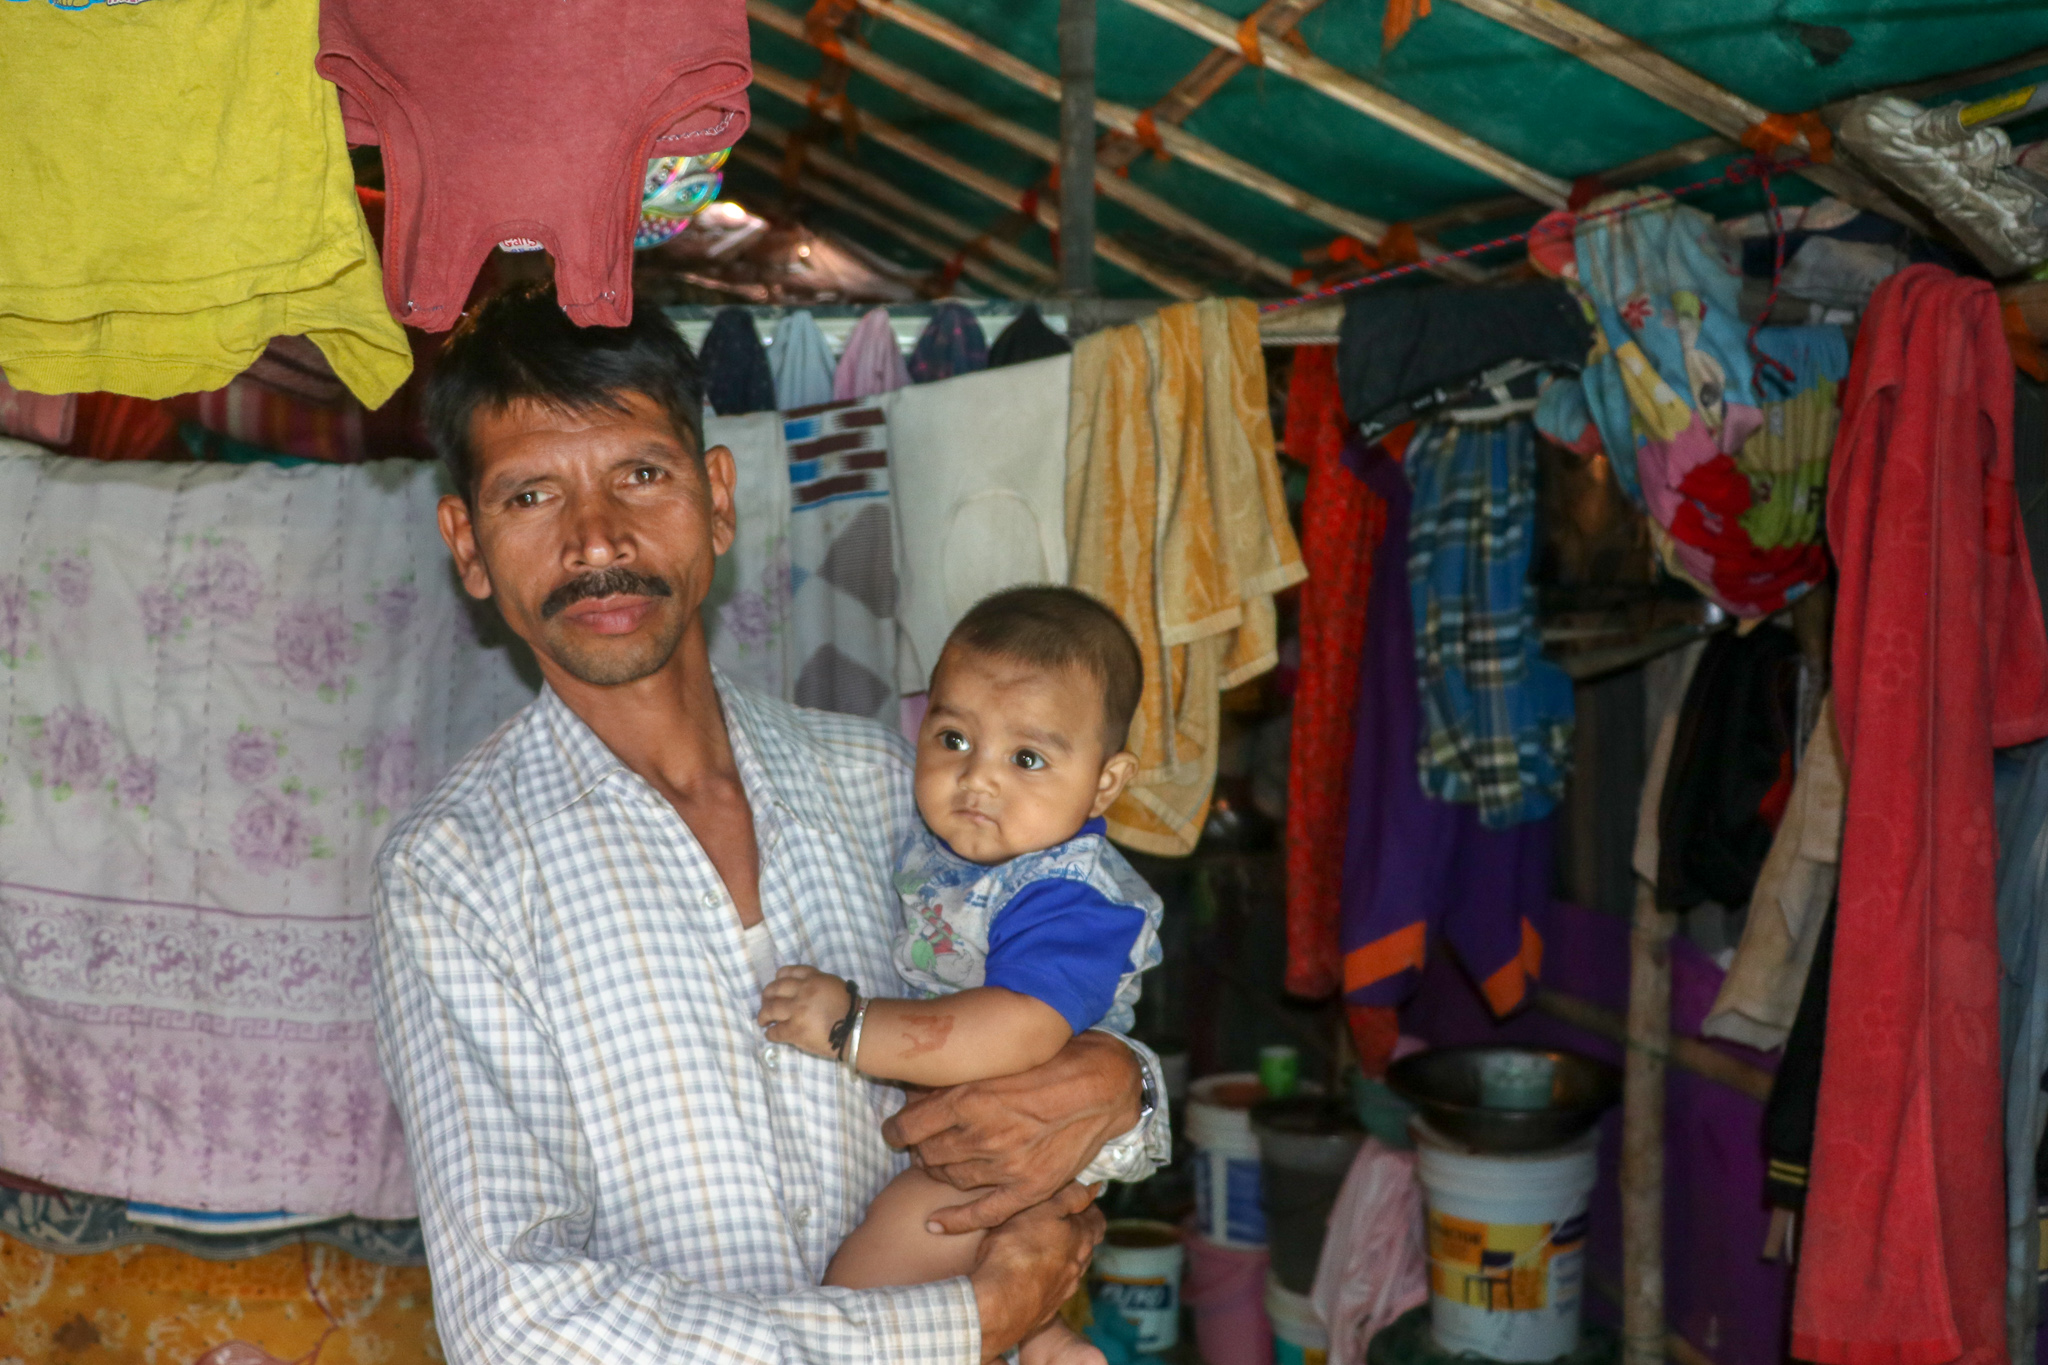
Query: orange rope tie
1740 111 1833 163
1378 221 1420 266
1381 0 1431 54
1236 13 1265 66
803 0 855 62
1133 109 1171 163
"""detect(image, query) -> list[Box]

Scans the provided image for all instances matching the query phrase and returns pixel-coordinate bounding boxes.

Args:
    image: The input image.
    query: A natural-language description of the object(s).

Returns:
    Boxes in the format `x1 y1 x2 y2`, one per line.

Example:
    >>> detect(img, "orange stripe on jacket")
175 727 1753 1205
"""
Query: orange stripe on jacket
1343 921 1427 995
1479 917 1545 1016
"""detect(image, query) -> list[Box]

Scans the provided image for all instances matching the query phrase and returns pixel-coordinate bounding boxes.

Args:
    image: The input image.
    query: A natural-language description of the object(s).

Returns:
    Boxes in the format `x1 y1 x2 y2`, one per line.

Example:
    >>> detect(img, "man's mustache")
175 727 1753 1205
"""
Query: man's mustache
540 567 675 620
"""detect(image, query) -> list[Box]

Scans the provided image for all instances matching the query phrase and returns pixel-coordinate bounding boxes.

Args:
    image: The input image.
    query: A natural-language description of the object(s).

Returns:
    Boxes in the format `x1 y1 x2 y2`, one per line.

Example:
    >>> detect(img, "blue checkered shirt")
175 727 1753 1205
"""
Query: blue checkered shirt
373 676 1167 1364
1405 419 1574 827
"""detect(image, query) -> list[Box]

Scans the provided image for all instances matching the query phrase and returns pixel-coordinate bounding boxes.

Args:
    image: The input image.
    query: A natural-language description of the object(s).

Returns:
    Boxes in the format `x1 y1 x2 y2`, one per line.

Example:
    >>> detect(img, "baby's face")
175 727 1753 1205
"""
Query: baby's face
915 647 1121 864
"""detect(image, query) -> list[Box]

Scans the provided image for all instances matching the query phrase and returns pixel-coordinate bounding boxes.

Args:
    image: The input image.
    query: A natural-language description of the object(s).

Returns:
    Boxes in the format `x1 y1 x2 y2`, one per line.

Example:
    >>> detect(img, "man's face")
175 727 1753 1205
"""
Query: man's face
436 392 736 690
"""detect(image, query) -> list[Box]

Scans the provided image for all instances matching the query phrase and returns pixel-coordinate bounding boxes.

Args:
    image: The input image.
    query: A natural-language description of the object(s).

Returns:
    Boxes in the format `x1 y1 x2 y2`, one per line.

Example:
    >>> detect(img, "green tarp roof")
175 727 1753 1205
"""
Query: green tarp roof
723 0 2048 297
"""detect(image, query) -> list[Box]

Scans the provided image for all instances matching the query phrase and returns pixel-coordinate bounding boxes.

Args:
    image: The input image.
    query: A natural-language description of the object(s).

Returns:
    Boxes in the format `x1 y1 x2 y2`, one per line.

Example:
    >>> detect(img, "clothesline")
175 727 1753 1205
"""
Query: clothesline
1260 152 1818 315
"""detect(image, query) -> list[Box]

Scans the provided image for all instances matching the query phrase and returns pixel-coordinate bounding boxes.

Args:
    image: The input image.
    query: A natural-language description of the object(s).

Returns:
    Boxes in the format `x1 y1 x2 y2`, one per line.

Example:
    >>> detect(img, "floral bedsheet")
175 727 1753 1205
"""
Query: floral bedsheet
0 443 538 1217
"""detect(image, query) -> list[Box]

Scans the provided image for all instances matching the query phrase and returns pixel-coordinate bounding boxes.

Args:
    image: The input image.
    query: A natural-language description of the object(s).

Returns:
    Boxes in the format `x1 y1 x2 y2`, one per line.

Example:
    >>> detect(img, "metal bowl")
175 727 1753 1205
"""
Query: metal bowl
1385 1045 1622 1154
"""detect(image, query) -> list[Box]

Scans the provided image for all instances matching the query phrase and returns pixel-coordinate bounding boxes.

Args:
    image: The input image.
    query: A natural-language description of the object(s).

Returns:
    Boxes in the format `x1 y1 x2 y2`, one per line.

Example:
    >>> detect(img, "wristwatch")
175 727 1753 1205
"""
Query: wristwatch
1135 1060 1159 1131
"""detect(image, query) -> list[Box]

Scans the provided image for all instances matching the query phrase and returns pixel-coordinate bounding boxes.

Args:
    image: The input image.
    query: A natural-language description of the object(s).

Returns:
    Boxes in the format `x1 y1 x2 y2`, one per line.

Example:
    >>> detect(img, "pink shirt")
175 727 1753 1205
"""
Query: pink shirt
318 1 750 331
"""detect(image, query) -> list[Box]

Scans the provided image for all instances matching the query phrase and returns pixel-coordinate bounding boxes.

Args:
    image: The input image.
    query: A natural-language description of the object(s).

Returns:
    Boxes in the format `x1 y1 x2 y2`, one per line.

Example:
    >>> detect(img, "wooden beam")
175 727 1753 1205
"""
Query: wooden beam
1100 0 1327 169
1409 133 1732 236
750 2 1294 287
1409 45 2048 241
746 115 1059 287
1534 989 1774 1104
750 62 1205 298
1443 0 1926 228
728 142 1033 298
1862 41 2048 107
851 0 1486 278
1059 0 1099 295
1116 0 1572 206
1621 881 1674 1365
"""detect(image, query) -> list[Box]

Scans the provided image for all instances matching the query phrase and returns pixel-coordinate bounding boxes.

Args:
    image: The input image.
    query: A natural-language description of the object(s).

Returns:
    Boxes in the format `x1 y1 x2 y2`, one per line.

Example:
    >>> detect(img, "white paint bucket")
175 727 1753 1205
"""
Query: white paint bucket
1187 1072 1268 1248
1414 1122 1599 1363
1265 1275 1328 1365
1092 1219 1184 1354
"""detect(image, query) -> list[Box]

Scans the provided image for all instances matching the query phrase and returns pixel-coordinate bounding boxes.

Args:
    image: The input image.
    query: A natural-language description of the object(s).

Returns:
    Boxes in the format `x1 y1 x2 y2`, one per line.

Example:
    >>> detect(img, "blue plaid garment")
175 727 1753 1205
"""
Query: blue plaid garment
1404 419 1574 827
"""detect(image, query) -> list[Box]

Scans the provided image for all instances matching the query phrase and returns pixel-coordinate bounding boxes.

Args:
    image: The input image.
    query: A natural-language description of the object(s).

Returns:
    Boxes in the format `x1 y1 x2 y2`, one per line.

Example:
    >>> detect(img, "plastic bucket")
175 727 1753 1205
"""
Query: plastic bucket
1183 1221 1274 1365
1188 1072 1269 1247
1091 1219 1184 1354
1252 1096 1367 1294
1266 1276 1329 1365
1414 1122 1599 1363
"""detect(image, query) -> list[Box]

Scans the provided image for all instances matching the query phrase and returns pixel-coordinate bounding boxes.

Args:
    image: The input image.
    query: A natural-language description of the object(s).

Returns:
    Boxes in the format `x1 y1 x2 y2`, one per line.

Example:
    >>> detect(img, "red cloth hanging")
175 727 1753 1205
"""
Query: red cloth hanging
1283 346 1388 999
1795 265 2048 1365
61 392 181 461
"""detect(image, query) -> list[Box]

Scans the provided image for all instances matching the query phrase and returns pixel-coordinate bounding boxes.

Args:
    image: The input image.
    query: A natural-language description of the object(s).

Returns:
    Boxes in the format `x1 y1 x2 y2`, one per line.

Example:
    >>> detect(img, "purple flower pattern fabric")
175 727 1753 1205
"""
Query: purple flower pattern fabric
0 440 540 1218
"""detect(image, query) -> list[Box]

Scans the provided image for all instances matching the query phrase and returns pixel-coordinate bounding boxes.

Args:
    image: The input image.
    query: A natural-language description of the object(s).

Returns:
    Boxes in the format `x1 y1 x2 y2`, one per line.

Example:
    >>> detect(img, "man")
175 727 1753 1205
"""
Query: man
373 282 1165 1364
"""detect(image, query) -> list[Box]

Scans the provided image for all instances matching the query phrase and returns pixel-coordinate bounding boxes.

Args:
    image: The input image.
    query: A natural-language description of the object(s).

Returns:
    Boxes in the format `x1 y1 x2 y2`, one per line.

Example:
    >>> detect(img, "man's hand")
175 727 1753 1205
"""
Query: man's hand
882 1031 1140 1234
969 1182 1105 1363
757 965 852 1059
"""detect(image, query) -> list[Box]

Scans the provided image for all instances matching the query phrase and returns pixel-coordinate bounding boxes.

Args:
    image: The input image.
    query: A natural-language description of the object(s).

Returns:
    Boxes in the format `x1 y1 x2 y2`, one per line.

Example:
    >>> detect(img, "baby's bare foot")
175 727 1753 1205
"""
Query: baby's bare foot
1019 1318 1107 1365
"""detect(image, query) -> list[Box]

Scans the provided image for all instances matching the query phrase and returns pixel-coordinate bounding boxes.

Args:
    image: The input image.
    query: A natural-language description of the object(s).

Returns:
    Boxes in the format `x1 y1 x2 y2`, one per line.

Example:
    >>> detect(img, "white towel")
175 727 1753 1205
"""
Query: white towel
882 355 1071 689
701 410 794 701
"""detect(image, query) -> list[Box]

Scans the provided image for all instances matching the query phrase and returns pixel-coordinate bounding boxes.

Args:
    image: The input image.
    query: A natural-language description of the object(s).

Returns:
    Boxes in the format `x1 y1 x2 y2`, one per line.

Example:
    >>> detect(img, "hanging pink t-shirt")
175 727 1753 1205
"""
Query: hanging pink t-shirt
317 1 749 331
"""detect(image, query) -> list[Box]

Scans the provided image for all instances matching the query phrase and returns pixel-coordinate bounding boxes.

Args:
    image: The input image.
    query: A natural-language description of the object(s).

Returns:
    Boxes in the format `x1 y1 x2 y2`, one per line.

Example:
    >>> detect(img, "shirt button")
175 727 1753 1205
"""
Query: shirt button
701 890 720 908
761 1047 780 1071
794 1206 812 1226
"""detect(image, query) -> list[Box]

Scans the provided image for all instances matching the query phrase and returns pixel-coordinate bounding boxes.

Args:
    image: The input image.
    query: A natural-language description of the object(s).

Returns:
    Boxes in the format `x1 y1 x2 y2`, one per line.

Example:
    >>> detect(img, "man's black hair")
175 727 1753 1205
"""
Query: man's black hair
425 281 705 506
943 586 1145 753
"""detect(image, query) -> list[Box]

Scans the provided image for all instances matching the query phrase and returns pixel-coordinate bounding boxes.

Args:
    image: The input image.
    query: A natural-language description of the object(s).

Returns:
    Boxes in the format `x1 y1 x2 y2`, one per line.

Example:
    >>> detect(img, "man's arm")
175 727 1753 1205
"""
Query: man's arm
375 848 990 1365
882 1029 1170 1235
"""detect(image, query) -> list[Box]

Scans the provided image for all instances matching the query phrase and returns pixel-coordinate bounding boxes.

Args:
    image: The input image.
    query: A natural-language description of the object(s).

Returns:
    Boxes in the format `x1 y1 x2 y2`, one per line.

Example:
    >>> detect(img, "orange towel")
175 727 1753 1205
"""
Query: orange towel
1066 298 1305 855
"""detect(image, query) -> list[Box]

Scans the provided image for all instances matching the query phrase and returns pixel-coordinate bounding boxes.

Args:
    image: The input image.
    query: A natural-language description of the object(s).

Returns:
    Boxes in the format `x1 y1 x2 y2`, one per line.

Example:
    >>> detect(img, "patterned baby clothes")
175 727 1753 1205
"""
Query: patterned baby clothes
891 821 1162 1037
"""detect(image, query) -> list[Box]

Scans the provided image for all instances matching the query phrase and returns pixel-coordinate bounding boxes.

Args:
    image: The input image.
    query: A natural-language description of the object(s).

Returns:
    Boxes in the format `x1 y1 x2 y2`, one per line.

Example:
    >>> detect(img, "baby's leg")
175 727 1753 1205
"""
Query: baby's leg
826 1166 984 1288
826 1169 1106 1365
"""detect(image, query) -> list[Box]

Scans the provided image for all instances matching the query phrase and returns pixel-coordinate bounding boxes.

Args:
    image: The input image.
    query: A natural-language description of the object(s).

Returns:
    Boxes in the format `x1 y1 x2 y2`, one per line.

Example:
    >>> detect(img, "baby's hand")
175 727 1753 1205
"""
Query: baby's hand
758 965 854 1059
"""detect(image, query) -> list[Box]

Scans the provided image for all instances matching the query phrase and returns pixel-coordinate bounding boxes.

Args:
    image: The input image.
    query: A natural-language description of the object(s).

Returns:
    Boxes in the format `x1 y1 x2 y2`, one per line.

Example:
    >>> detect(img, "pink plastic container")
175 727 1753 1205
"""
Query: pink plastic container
1182 1219 1274 1365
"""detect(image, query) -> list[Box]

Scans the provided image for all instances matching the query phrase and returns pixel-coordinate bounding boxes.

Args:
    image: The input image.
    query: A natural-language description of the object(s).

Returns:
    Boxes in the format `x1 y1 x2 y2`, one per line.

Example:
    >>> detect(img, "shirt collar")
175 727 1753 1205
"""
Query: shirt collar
520 685 628 826
519 670 813 832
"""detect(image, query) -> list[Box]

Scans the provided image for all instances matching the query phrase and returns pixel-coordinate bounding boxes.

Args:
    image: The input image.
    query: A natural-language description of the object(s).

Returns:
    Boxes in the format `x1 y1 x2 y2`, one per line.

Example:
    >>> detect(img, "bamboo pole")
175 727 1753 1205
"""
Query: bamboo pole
1533 989 1773 1103
750 63 1205 298
1443 0 1929 229
1407 45 2048 239
847 0 1482 272
1059 0 1099 296
748 2 1294 287
1622 878 1676 1365
1408 134 1733 236
727 143 1034 298
745 116 1059 287
1116 0 1572 206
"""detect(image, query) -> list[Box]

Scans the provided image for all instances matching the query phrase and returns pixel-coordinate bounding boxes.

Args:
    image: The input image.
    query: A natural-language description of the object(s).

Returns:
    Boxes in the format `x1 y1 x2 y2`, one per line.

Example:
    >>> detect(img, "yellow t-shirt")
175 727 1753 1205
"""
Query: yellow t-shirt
0 0 411 406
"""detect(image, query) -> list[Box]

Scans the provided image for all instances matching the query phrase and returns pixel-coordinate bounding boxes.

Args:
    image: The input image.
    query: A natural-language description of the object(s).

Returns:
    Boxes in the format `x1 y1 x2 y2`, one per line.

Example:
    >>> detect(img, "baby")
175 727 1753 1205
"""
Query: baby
758 585 1164 1365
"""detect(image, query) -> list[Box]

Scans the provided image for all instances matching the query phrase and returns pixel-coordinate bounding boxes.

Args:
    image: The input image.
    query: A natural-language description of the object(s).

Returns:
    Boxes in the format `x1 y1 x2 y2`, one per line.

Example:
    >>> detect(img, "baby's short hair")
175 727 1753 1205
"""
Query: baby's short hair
943 586 1144 753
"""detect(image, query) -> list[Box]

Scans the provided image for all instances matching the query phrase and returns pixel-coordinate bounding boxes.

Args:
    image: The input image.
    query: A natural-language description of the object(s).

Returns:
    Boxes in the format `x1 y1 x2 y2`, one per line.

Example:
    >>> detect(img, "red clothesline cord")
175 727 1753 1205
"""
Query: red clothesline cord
1257 152 1816 314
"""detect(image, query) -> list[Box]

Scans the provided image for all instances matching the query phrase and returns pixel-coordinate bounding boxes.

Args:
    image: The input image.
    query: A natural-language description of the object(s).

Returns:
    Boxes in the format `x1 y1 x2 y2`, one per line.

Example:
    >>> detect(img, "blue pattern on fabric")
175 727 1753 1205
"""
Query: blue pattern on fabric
1404 419 1574 828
